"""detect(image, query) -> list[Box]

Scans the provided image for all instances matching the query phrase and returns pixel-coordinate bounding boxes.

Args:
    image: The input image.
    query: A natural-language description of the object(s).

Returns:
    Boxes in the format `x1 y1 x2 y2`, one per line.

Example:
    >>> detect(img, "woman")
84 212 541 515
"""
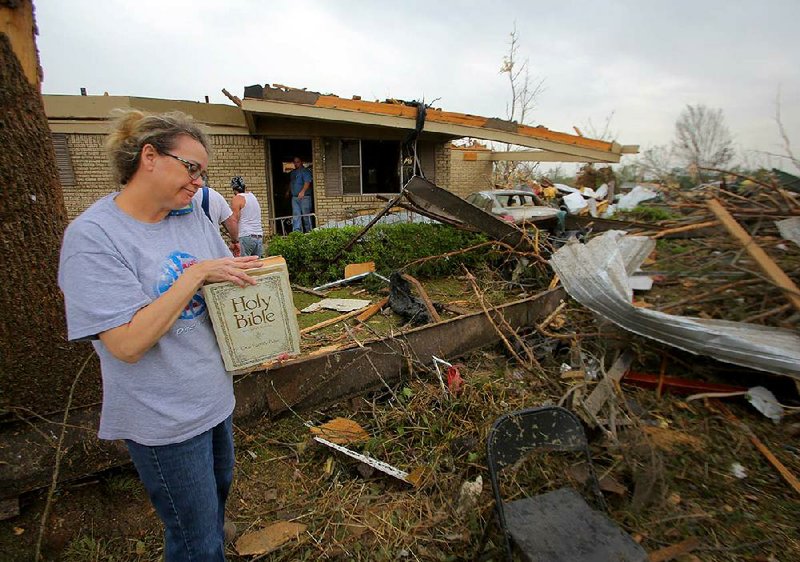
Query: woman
58 110 259 561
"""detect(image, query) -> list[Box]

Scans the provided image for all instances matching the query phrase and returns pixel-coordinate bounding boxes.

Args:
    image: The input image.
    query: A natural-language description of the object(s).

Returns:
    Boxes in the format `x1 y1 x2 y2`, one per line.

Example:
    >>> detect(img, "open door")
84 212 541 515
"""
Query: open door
268 139 314 235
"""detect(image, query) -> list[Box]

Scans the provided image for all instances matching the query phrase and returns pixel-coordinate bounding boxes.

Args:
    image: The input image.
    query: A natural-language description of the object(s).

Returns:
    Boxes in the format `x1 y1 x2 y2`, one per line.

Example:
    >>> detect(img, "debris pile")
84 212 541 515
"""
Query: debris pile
3 170 799 561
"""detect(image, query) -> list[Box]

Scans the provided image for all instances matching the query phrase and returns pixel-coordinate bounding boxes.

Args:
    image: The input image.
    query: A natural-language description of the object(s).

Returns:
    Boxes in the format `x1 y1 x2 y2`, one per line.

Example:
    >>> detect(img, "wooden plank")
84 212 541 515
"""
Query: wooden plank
401 273 441 323
716 403 800 497
580 352 633 420
650 220 719 239
707 198 800 313
0 0 39 87
344 261 375 278
356 297 389 322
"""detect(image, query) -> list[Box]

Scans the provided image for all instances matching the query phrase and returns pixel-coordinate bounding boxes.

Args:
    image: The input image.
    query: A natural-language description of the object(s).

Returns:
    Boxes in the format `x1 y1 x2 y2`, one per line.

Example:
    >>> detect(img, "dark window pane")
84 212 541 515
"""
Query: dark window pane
341 140 360 166
342 167 361 194
361 140 401 194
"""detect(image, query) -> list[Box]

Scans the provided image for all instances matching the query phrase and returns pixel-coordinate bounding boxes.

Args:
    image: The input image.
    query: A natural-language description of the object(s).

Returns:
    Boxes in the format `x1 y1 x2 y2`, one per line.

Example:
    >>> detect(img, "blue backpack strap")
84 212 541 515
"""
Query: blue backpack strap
201 186 212 222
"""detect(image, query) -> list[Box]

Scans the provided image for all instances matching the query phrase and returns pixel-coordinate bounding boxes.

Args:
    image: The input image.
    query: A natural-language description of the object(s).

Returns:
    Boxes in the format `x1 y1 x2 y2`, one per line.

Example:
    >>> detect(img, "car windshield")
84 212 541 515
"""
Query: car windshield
498 194 536 208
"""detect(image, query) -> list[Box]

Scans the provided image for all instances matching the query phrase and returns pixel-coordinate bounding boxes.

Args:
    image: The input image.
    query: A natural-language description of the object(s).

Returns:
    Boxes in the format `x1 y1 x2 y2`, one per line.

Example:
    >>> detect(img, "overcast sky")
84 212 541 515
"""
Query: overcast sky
36 0 800 167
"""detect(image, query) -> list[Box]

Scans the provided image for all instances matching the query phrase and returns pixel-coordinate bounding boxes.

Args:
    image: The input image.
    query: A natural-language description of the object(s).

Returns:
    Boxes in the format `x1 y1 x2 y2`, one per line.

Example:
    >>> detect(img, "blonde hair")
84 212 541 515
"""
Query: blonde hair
105 110 211 185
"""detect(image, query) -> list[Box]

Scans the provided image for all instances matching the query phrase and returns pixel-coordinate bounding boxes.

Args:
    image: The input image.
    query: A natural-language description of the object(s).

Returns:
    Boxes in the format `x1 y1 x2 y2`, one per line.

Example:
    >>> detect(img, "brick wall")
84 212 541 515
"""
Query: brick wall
60 134 269 228
206 135 268 230
62 134 115 219
449 150 494 198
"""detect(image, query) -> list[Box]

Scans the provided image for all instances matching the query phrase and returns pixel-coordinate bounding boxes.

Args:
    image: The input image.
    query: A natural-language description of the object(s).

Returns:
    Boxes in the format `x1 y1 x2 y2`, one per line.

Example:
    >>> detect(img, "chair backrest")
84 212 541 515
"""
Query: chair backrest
487 406 589 471
486 406 607 559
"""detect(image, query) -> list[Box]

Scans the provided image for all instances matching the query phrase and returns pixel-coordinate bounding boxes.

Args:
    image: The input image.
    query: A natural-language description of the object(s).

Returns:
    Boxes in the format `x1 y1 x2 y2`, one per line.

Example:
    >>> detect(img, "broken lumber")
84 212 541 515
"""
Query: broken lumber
291 284 326 298
356 297 389 322
649 220 719 239
707 197 800 313
299 305 371 335
344 261 375 278
715 402 800 497
580 352 633 422
401 273 441 323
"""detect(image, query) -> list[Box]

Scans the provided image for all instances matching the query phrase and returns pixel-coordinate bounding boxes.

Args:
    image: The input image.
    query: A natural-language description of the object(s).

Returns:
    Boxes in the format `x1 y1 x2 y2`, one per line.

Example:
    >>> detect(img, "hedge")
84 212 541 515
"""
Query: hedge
267 223 488 286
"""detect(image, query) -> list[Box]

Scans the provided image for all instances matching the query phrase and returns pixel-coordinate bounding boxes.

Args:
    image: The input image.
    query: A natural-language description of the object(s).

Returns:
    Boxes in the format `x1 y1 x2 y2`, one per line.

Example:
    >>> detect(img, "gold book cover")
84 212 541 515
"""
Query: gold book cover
202 256 300 372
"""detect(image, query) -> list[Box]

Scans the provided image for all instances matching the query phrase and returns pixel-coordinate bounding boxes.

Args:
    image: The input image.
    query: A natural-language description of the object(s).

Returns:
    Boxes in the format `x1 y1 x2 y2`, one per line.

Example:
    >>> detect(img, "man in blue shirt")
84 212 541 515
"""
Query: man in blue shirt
286 156 313 233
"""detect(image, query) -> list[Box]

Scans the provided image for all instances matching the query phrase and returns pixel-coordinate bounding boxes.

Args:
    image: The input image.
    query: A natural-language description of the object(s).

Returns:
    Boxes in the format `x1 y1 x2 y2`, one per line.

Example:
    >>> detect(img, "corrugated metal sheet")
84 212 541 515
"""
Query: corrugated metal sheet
550 231 800 380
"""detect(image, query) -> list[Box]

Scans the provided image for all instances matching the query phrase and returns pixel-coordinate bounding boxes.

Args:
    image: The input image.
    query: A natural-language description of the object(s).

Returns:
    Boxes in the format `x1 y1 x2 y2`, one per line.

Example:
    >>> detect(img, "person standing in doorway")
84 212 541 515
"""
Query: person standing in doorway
286 156 313 233
230 176 264 257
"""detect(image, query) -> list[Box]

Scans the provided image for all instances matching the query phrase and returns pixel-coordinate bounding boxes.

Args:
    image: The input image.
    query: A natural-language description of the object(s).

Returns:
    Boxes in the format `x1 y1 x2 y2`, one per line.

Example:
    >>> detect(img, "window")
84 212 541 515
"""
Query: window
51 134 75 187
340 139 402 195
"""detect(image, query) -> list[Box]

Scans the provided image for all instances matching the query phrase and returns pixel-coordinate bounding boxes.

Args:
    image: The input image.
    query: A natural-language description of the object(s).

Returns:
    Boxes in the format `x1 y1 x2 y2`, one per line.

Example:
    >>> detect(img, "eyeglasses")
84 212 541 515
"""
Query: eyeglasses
164 152 208 182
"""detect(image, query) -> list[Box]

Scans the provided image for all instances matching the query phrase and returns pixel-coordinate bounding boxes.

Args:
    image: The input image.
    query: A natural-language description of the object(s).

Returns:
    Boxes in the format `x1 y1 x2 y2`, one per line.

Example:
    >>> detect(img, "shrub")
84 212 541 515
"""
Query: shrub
267 223 488 286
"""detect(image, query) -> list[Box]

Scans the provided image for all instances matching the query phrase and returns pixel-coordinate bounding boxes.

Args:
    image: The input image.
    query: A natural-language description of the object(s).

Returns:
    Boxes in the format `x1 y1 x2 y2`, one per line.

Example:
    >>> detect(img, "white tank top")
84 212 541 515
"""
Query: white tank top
237 192 263 236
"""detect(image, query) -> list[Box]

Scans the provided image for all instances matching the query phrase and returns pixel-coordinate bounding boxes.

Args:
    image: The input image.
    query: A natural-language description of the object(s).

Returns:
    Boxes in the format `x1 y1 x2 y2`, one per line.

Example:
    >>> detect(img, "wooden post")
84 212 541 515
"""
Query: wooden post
0 0 40 88
707 198 800 313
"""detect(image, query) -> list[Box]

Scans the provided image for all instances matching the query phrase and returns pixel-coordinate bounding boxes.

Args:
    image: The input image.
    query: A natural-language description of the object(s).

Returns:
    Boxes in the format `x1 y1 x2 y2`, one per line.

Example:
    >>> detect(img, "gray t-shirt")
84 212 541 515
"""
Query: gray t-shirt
59 194 235 446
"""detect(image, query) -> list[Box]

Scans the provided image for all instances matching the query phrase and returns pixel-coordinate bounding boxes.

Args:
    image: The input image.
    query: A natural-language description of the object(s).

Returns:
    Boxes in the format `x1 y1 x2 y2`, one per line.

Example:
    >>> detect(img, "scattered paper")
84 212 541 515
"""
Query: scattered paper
302 298 372 313
617 185 659 211
731 462 747 479
746 386 783 424
563 191 588 214
457 475 483 514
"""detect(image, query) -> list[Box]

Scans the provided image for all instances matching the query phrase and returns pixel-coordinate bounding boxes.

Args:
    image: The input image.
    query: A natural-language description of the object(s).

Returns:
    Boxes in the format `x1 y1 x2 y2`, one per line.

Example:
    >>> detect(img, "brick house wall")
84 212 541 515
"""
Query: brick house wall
58 133 269 228
448 146 495 198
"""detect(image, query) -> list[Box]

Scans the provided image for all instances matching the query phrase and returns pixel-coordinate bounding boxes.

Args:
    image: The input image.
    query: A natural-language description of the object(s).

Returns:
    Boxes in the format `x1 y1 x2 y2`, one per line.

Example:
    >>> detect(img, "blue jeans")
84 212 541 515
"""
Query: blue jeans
126 415 234 562
239 235 263 257
291 195 314 233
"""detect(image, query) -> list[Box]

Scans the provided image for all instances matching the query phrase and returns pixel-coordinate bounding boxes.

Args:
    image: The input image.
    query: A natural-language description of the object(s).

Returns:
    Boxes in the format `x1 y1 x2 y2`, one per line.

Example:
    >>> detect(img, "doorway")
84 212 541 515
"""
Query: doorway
268 139 314 235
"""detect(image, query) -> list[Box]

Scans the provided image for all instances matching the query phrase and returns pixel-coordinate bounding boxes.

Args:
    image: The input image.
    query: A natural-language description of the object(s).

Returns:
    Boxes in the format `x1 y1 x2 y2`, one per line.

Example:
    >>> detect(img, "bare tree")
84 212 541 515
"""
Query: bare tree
583 110 619 141
637 144 675 183
500 25 544 126
495 24 545 185
672 104 734 180
775 89 800 173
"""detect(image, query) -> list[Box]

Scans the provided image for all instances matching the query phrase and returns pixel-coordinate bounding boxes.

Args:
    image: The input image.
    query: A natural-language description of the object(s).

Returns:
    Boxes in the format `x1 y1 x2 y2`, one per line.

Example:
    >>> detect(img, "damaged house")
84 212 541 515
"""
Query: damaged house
45 83 638 232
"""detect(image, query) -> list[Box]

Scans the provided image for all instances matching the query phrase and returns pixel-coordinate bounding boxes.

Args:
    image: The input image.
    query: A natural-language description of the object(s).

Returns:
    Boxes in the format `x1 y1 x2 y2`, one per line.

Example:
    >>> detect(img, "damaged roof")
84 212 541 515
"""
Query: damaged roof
240 83 639 163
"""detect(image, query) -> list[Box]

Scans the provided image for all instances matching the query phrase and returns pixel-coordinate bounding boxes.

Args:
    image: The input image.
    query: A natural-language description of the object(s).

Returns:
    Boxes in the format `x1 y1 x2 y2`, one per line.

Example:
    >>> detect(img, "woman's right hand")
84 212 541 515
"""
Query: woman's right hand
189 256 262 287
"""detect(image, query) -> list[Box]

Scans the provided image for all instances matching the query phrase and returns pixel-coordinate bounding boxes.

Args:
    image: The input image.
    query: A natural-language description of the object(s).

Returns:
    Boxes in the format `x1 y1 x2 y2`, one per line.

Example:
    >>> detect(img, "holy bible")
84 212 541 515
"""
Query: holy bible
202 256 301 372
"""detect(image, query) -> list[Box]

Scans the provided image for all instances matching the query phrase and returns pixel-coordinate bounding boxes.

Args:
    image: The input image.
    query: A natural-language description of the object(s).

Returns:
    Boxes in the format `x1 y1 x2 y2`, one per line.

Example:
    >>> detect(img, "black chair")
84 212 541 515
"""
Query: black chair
486 406 647 562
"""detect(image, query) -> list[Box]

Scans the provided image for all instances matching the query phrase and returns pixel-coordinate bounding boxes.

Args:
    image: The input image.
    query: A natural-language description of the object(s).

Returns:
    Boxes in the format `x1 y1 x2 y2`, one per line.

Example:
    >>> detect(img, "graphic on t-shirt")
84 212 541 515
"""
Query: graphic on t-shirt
154 251 206 320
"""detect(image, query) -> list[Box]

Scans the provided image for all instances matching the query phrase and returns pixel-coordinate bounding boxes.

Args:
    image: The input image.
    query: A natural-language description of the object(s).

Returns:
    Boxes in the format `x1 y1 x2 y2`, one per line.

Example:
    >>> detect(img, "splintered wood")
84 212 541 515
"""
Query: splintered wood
707 197 800 313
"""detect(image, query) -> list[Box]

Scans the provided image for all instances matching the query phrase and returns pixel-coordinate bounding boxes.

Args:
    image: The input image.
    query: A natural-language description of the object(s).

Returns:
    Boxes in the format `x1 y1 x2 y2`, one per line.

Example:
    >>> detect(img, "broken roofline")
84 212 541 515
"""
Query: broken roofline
240 84 639 163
